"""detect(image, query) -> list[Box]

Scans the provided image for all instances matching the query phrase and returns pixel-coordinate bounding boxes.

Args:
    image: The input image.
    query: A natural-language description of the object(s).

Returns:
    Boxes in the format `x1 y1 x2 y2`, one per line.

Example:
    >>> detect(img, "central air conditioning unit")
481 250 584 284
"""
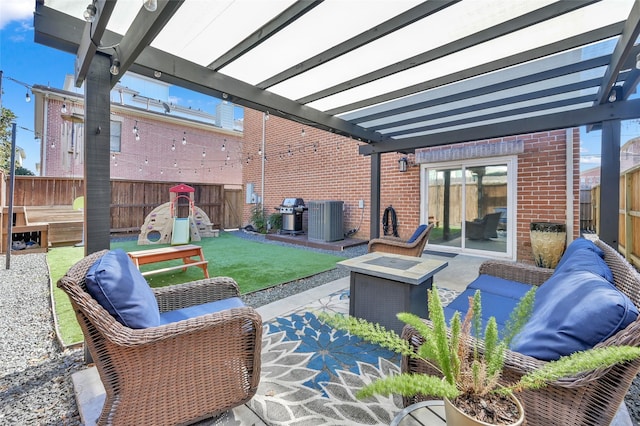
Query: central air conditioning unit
308 200 344 242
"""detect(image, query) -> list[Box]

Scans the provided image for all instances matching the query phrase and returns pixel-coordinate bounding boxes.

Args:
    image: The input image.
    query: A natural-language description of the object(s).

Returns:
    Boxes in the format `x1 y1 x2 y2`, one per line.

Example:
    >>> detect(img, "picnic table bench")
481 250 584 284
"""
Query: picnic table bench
127 244 209 278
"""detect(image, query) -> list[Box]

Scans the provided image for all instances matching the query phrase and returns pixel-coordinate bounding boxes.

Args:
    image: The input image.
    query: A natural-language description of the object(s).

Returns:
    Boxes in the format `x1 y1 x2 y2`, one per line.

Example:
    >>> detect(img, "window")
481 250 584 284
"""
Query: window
421 156 516 259
110 120 121 152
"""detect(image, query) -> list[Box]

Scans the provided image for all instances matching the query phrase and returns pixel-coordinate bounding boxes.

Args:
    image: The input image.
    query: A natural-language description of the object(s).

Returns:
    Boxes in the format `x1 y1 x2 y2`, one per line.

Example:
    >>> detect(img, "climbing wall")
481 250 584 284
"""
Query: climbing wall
137 203 174 245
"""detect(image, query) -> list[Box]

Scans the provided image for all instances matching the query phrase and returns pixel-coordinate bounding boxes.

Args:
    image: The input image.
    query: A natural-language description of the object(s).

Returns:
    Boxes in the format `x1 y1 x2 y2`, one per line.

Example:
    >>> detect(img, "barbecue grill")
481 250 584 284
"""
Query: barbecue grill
275 198 307 235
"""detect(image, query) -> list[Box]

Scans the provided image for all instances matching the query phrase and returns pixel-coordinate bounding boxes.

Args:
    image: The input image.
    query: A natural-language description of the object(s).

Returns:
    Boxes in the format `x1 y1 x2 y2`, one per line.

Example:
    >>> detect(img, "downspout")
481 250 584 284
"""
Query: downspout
566 128 574 244
41 96 49 176
261 112 266 206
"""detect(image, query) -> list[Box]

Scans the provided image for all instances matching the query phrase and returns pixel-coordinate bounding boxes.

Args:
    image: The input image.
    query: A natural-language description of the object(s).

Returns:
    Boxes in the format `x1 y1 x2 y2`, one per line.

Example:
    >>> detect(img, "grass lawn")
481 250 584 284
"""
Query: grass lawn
50 232 344 345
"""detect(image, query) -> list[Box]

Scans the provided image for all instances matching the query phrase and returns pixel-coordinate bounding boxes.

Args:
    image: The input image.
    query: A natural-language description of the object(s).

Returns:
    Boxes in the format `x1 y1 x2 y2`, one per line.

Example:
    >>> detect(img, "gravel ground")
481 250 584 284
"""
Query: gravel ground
1 232 639 425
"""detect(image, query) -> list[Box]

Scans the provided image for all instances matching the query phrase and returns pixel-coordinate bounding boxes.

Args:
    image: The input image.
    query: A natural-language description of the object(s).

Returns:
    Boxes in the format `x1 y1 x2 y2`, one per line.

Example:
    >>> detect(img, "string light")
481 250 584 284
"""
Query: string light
61 99 68 114
202 149 206 157
182 132 187 145
171 140 176 151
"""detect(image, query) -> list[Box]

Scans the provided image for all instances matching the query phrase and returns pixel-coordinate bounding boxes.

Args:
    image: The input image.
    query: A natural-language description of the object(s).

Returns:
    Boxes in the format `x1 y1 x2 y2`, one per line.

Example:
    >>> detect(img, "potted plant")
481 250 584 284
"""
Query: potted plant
320 286 640 426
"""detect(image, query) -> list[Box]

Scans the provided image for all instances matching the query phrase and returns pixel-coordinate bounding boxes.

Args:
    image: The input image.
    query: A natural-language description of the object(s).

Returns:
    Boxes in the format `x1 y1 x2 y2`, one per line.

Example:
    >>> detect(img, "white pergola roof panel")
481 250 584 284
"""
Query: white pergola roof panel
35 0 640 153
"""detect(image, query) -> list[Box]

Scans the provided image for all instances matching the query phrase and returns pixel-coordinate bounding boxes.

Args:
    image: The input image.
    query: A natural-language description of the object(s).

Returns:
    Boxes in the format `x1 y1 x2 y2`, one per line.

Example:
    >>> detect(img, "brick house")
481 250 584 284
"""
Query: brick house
32 74 243 187
242 108 579 263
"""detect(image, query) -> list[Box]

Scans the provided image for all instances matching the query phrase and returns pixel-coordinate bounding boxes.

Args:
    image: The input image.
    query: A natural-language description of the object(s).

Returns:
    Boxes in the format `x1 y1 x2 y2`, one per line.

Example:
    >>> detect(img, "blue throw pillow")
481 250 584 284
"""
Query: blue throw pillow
86 249 161 328
407 224 428 243
553 243 613 282
555 238 604 271
511 270 638 360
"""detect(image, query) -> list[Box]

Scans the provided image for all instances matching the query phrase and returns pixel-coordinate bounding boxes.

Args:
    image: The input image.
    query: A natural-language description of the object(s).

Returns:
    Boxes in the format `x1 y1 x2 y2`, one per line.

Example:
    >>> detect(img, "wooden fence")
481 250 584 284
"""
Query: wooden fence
2 175 243 233
590 164 640 269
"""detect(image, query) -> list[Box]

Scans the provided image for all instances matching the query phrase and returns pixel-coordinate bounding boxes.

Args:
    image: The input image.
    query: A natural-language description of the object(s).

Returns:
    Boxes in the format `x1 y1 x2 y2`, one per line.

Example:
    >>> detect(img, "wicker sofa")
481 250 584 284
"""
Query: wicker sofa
401 238 640 426
58 249 262 426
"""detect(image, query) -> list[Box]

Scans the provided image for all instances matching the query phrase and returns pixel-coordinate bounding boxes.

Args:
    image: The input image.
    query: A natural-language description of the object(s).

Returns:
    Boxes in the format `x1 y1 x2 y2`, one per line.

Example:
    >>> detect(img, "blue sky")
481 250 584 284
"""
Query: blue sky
0 2 637 174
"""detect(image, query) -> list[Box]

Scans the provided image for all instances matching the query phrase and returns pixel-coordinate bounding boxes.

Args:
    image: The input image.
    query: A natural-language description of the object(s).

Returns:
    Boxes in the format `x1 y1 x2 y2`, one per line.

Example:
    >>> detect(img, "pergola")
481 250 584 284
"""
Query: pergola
33 0 640 254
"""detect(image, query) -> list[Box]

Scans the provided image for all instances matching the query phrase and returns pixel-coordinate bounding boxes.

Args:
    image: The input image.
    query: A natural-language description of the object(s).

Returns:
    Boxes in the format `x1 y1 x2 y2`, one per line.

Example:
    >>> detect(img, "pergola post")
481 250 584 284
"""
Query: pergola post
84 53 112 255
370 153 381 239
599 119 621 248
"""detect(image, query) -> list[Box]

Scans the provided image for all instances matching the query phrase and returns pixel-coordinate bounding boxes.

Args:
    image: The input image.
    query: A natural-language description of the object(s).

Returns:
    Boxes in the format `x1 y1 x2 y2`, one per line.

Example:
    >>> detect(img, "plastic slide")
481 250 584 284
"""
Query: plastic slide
171 218 190 245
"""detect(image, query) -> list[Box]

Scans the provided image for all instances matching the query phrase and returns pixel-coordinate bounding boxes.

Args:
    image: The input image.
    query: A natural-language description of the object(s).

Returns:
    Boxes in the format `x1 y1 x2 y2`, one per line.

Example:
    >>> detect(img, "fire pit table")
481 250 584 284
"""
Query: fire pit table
339 252 448 333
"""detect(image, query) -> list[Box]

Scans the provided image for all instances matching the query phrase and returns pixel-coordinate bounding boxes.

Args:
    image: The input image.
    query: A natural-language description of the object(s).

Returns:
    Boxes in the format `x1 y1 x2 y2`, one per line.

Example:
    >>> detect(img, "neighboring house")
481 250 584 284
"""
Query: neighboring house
580 167 601 189
31 73 243 187
242 109 580 263
621 136 640 173
580 136 640 189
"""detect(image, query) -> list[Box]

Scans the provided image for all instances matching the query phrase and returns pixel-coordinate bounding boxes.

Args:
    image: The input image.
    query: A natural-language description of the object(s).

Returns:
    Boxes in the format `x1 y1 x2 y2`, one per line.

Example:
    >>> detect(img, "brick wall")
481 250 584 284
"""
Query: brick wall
243 109 579 262
42 98 242 186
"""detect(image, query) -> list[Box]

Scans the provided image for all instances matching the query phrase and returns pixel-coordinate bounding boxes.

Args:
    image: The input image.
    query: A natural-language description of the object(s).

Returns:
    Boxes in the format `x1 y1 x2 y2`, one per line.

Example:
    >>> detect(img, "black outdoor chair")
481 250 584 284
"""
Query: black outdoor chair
465 212 502 240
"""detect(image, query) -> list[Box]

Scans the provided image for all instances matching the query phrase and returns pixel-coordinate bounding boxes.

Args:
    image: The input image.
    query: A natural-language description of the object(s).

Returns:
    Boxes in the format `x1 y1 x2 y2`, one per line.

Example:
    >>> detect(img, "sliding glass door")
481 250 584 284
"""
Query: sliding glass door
422 157 515 258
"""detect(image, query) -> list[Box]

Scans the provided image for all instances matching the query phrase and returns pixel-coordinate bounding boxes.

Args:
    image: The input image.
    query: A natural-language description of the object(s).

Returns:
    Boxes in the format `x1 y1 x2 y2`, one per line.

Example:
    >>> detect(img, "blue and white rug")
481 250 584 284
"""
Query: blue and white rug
247 288 459 425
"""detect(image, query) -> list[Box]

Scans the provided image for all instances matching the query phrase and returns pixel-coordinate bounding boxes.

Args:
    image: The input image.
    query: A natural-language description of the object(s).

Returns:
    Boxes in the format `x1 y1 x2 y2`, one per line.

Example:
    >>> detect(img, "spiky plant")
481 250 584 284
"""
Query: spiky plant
320 285 640 402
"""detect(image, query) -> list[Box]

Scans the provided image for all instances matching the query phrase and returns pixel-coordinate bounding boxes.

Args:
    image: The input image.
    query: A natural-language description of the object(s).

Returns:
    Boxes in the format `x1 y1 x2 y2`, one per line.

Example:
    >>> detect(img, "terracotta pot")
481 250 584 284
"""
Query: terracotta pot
443 395 524 426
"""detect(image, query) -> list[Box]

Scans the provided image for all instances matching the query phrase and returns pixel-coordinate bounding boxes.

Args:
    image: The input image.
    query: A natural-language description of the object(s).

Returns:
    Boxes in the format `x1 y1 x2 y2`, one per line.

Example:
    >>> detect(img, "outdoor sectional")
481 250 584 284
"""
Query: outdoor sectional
402 238 640 426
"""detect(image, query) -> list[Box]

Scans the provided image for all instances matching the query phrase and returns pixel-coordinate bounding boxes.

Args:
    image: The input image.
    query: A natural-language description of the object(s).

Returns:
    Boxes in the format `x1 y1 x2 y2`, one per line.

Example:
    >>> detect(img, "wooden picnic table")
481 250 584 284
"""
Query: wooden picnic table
127 244 209 278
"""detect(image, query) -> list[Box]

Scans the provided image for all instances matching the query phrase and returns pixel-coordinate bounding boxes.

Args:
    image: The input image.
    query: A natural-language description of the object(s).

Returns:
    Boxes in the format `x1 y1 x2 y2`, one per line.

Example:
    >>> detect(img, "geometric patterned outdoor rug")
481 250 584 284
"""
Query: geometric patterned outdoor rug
244 288 459 425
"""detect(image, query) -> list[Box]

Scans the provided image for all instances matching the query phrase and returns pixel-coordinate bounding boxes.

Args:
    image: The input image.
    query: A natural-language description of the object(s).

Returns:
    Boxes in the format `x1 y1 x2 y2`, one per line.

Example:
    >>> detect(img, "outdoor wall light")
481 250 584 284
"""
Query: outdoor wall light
83 3 97 23
398 157 408 172
143 0 157 12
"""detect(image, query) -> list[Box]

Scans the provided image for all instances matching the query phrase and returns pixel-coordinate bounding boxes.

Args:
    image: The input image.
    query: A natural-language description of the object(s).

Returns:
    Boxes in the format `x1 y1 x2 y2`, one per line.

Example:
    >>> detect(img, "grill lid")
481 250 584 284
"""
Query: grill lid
281 198 305 207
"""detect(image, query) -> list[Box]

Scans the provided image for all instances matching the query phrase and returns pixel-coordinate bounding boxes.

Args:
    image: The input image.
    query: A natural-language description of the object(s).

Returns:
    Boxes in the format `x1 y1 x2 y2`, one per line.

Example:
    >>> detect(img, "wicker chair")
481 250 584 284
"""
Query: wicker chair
368 223 434 257
401 239 640 426
58 250 262 426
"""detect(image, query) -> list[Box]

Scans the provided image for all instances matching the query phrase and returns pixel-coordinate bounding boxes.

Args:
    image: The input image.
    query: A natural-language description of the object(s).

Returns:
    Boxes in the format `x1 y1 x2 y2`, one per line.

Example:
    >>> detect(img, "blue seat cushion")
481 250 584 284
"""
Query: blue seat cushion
444 275 533 335
86 249 160 328
160 297 245 325
511 270 638 360
407 224 428 243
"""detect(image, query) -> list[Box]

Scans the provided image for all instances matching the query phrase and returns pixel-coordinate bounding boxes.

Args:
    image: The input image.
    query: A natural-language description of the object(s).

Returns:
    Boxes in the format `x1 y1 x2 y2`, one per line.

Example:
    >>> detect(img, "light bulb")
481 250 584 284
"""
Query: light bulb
171 141 176 151
143 0 157 12
221 143 226 151
202 150 206 157
25 92 31 103
135 132 140 141
182 133 186 145
83 3 97 22
109 59 120 76
61 103 68 114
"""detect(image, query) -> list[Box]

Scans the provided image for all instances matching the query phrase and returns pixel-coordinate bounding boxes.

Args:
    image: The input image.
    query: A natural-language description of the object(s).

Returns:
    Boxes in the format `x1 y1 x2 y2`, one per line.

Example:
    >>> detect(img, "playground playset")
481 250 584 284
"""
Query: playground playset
137 184 218 245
